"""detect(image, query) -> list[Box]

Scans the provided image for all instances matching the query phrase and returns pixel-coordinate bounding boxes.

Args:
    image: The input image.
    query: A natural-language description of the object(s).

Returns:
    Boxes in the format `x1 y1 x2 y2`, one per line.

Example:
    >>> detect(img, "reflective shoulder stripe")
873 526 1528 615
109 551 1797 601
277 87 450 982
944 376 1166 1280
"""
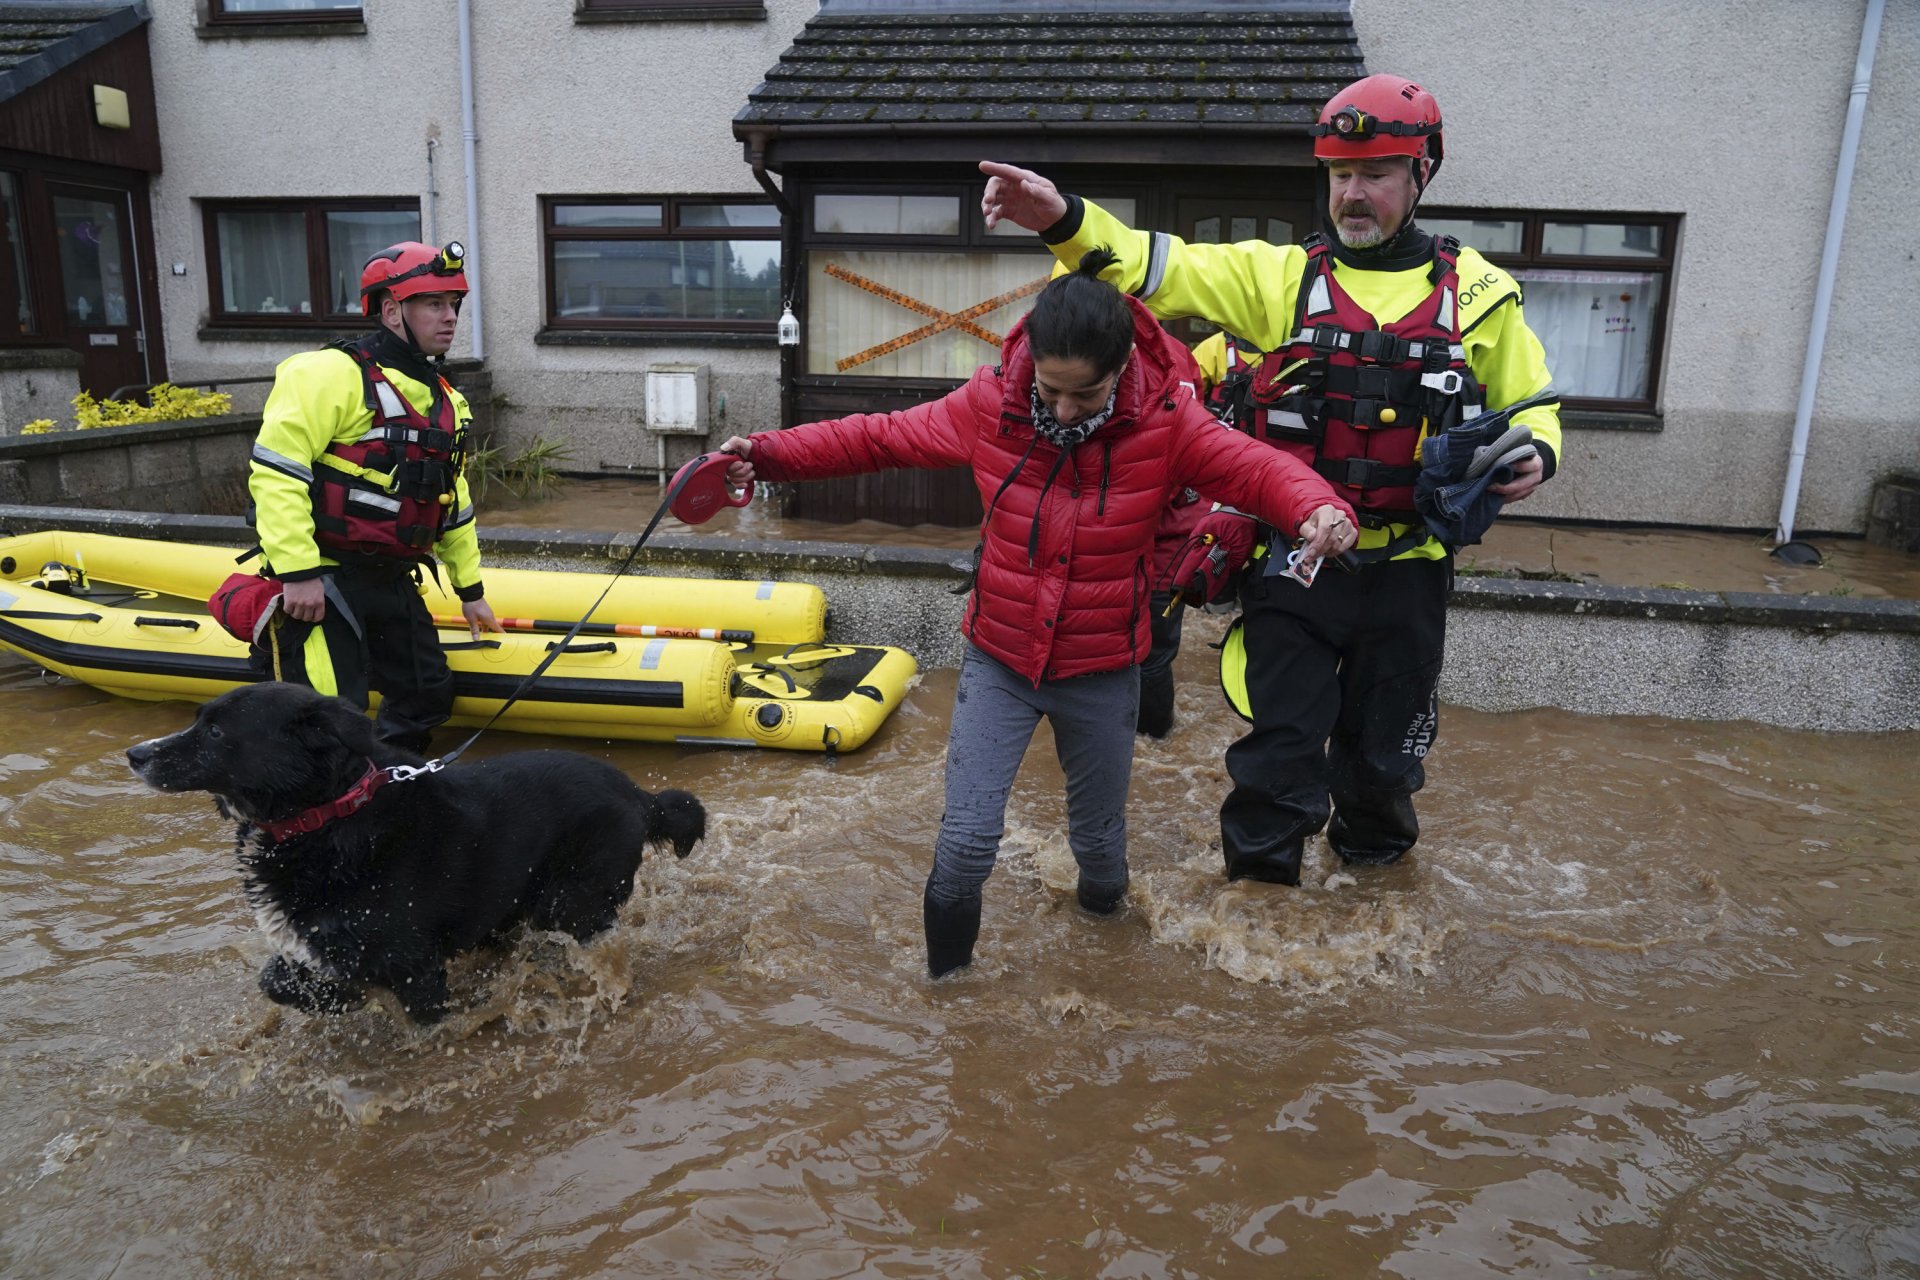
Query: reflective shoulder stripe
250 443 313 483
1304 272 1333 318
444 504 475 530
1133 232 1171 301
372 380 408 420
1436 286 1455 333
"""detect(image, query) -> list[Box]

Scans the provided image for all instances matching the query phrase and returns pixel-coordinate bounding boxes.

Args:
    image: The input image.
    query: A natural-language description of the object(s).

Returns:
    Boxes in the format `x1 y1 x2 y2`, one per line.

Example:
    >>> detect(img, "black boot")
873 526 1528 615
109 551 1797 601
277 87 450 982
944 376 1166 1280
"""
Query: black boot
923 881 981 978
1223 845 1303 887
1076 875 1128 916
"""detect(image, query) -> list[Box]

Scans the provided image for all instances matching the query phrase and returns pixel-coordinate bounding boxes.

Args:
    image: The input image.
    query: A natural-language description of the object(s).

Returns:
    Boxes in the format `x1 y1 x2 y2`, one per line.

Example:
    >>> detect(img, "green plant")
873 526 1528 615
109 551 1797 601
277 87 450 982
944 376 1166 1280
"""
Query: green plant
467 435 573 503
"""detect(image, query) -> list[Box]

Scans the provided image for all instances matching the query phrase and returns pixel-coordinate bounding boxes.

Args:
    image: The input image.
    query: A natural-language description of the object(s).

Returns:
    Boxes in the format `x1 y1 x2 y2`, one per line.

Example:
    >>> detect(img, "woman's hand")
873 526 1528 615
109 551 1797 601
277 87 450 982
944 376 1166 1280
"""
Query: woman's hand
717 435 756 487
1296 505 1358 560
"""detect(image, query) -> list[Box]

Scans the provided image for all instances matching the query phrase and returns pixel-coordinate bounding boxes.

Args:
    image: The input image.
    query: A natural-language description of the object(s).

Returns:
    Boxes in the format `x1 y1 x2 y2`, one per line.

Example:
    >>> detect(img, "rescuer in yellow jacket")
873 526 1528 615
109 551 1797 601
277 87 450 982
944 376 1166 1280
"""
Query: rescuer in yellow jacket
248 239 498 752
981 73 1561 888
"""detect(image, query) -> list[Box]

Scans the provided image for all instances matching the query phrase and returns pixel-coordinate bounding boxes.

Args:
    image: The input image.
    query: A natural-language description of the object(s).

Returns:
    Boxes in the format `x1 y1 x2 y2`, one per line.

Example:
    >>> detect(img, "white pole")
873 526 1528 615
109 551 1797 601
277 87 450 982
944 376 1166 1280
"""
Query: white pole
1775 0 1883 546
456 0 484 361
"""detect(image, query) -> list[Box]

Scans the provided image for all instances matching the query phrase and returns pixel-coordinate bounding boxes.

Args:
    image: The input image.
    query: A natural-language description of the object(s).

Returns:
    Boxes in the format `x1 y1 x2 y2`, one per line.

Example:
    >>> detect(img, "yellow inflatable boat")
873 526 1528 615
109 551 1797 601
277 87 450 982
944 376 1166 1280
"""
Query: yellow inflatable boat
0 530 918 752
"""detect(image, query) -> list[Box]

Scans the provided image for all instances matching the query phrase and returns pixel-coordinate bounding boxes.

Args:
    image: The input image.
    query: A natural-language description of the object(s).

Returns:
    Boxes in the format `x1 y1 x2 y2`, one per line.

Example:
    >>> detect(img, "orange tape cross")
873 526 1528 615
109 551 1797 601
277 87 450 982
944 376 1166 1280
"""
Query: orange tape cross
823 263 1049 372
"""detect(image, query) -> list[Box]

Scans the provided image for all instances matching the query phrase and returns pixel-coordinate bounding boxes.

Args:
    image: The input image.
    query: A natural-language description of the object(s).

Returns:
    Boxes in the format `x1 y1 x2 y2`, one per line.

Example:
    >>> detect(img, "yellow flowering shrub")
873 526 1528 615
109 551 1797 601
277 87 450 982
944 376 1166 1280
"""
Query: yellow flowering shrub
16 384 234 435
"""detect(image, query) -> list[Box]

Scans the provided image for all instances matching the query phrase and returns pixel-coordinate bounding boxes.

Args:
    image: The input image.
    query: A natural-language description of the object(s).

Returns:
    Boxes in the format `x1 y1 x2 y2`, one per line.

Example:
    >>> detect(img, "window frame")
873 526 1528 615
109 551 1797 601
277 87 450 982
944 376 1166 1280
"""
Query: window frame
205 0 363 25
541 194 783 334
1421 206 1678 414
201 196 420 329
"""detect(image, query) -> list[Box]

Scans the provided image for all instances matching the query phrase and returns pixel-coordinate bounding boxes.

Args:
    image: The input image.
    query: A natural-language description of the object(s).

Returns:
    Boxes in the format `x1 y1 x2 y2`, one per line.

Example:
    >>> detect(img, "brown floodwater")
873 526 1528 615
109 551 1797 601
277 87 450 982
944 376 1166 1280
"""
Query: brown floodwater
3 608 1917 1279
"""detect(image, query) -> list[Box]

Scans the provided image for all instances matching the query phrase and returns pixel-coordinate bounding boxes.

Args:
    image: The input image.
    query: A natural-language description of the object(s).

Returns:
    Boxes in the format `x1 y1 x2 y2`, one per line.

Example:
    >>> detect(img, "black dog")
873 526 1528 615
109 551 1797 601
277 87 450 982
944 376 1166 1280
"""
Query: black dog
127 682 705 1024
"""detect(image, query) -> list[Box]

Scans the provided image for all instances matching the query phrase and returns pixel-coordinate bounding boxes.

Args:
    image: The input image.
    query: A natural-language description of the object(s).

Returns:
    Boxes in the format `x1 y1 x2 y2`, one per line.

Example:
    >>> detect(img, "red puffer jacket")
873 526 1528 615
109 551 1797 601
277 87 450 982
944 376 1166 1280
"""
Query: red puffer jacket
749 296 1352 684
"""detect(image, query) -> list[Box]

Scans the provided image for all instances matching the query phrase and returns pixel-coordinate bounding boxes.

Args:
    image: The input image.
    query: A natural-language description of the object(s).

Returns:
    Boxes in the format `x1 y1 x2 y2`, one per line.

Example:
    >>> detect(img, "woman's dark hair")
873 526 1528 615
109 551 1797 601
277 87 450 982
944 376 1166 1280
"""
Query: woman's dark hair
1025 246 1133 378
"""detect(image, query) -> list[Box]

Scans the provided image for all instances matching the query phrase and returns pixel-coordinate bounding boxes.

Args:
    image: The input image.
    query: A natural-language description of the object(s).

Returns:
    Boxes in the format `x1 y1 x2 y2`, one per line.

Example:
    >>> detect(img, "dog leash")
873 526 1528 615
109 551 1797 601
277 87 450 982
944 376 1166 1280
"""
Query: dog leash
387 452 748 782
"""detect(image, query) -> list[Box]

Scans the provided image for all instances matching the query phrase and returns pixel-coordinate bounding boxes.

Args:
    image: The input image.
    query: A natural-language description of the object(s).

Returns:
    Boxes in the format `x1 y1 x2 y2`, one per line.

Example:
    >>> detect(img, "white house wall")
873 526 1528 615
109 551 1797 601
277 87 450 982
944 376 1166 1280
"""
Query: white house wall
137 0 1915 534
1357 0 1919 533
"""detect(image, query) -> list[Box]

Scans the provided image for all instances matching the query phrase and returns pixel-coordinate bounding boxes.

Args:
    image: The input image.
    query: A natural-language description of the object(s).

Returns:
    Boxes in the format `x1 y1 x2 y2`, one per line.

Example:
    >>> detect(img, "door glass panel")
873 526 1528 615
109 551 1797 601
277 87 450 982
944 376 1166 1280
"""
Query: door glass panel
1193 216 1221 244
54 193 130 327
1264 217 1293 245
1229 216 1257 242
0 173 32 335
215 209 310 314
324 208 420 314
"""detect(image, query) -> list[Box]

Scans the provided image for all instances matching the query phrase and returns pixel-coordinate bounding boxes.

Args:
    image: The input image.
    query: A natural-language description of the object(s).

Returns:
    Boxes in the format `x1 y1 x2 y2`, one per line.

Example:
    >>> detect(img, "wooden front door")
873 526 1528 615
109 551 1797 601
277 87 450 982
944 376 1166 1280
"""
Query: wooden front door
48 180 149 397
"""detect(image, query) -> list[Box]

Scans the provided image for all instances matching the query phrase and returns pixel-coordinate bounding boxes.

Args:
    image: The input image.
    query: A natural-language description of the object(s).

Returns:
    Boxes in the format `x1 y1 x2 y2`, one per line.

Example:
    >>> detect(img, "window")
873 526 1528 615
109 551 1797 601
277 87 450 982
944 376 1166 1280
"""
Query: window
0 172 35 336
208 0 360 19
1422 209 1677 411
578 0 766 15
203 199 419 325
804 185 1140 379
542 196 781 332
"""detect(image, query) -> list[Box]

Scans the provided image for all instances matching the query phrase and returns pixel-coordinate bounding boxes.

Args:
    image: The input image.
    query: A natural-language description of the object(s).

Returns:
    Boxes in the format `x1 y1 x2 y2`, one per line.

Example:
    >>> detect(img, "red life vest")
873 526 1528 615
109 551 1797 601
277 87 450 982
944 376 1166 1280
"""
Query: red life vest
1202 333 1263 430
1243 234 1484 521
311 335 466 560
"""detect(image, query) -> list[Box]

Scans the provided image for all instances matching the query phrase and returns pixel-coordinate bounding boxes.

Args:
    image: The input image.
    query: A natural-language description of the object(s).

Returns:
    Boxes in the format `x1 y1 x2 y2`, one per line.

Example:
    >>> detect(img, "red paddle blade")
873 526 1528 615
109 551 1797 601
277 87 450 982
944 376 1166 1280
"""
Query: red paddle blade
668 453 752 525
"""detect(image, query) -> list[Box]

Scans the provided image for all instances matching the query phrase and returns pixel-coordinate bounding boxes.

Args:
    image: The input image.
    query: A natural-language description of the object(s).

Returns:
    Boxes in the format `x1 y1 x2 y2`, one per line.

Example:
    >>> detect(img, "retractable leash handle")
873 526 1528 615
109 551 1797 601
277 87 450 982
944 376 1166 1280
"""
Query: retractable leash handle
668 452 753 526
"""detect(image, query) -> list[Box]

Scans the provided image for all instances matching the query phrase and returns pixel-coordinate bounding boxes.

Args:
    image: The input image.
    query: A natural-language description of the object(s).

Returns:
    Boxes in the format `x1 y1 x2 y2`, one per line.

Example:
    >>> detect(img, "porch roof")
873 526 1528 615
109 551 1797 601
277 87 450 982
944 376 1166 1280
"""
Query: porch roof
0 3 148 106
734 0 1363 167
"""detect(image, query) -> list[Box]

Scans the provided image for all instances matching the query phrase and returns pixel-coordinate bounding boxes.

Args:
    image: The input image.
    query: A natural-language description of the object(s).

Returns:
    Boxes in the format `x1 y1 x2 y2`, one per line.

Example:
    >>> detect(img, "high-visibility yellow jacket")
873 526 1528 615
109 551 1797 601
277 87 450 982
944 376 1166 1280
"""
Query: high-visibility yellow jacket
248 345 484 593
1046 198 1561 560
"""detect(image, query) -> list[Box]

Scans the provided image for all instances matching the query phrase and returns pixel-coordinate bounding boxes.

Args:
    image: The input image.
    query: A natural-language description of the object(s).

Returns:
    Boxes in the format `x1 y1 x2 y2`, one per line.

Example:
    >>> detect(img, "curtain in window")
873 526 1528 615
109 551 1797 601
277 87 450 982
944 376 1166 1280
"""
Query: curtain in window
1512 269 1661 401
216 210 308 314
806 250 1051 379
325 210 420 314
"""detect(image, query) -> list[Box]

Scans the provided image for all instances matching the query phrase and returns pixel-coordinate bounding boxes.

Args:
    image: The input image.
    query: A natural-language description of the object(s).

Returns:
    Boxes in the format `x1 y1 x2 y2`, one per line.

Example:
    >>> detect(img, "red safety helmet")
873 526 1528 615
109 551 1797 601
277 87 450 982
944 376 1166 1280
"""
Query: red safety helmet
1310 74 1444 169
359 240 468 315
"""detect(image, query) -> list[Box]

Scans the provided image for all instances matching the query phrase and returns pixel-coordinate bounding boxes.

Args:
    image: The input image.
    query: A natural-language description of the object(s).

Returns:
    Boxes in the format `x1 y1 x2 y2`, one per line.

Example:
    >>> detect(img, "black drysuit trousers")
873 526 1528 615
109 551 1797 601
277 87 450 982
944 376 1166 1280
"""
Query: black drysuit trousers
1220 554 1449 885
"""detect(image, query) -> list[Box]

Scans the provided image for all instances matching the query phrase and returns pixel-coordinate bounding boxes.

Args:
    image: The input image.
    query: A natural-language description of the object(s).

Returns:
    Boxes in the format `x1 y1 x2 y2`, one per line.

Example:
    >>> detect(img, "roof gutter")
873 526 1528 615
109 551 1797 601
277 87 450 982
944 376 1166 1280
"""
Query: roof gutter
1774 0 1883 560
739 127 795 219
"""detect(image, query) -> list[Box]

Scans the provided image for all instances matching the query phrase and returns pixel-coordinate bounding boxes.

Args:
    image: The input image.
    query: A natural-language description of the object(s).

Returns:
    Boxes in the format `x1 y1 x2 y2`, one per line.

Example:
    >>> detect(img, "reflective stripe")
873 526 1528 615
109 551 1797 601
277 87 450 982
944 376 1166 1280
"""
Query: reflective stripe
1435 286 1455 333
756 582 775 600
1304 273 1333 317
1266 408 1310 433
346 490 403 512
444 504 475 529
639 638 667 669
251 443 313 483
301 626 338 697
1135 232 1171 301
372 381 408 420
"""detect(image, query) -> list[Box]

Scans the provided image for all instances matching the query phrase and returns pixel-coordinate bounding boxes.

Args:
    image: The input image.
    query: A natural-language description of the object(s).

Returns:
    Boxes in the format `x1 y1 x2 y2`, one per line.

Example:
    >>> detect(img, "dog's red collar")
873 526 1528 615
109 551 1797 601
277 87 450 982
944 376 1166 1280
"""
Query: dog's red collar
257 761 390 841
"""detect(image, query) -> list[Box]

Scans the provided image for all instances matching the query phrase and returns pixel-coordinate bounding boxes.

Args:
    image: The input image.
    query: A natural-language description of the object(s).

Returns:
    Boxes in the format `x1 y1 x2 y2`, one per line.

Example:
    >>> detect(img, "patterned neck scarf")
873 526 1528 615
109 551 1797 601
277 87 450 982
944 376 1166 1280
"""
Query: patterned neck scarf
1029 380 1118 449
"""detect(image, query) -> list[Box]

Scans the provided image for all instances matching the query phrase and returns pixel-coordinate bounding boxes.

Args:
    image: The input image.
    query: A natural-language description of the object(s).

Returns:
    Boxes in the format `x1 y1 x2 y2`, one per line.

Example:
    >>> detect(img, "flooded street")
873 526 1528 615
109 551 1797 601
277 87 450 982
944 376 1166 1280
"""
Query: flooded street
4 618 1917 1279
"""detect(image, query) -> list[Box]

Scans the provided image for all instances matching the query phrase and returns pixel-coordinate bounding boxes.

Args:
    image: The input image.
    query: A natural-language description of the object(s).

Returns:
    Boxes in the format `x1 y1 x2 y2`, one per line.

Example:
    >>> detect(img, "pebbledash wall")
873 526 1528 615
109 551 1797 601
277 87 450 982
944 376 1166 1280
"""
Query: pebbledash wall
134 0 1916 534
143 0 809 467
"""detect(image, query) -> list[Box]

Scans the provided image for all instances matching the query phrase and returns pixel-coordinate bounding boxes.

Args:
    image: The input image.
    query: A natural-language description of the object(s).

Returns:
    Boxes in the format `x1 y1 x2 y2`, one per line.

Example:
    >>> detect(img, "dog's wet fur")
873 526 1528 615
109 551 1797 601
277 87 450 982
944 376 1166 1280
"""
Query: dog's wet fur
127 682 705 1024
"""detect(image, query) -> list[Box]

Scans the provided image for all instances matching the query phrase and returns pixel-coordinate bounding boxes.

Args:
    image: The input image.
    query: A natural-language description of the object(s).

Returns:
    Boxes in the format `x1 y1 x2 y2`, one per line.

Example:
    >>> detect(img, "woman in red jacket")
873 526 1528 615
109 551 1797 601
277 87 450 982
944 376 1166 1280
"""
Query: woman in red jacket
720 250 1356 977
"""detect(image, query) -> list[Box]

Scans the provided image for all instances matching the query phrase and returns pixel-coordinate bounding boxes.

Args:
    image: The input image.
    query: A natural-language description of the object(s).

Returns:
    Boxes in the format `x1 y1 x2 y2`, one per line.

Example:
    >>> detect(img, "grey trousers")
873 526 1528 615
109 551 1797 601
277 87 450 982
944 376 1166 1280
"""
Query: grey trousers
927 643 1140 905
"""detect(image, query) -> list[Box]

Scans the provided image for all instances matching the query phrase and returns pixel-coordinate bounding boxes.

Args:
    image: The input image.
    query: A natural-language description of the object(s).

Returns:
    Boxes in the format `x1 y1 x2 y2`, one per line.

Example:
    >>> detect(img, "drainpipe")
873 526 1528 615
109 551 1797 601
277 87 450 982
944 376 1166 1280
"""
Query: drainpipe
742 129 794 219
425 136 439 245
1774 0 1883 563
456 0 485 361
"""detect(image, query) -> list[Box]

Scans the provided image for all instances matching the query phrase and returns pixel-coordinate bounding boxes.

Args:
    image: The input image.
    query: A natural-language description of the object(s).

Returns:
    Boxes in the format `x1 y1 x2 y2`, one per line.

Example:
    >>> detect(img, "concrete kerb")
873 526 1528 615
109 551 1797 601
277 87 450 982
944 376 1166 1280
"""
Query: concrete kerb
2 504 1917 733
